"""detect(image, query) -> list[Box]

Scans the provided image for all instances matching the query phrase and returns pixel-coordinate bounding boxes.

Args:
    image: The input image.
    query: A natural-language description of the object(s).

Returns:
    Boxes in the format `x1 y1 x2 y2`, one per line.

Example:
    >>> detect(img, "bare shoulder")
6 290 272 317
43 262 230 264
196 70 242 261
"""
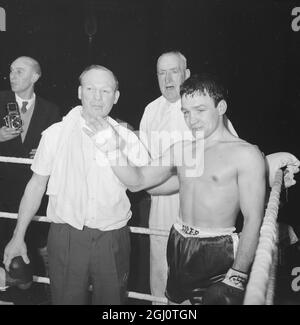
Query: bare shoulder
230 140 265 170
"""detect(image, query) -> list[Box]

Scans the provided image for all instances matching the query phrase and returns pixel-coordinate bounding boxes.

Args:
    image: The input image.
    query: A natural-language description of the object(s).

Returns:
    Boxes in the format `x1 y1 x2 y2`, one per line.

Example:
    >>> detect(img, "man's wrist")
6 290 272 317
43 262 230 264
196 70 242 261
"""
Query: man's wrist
223 268 248 290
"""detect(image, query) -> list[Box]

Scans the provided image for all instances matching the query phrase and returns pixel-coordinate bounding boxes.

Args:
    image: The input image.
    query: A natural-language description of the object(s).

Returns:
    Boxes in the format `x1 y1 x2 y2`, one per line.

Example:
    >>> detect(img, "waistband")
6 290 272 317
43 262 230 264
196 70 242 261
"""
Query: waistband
174 222 236 238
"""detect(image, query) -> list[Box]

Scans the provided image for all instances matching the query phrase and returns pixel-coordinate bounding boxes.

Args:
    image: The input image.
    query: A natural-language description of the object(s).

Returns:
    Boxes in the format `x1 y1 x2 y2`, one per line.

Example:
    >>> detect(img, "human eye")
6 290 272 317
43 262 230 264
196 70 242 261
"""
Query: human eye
197 106 206 112
182 110 189 117
102 88 112 94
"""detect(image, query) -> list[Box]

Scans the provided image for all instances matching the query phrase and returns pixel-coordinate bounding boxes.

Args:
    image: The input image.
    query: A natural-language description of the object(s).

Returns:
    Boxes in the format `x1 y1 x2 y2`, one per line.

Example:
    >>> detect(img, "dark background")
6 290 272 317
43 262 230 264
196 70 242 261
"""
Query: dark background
0 0 299 228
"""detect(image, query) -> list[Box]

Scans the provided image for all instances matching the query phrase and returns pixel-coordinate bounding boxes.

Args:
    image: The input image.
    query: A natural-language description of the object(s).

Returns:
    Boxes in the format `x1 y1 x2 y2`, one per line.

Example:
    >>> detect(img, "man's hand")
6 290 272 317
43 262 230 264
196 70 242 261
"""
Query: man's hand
202 268 248 305
0 126 21 142
266 152 300 188
3 237 29 272
83 116 121 154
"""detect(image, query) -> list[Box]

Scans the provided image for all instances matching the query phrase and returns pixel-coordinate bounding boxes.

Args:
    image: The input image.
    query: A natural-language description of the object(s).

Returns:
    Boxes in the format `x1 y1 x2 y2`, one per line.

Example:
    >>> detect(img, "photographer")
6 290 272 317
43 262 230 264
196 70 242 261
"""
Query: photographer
0 56 61 286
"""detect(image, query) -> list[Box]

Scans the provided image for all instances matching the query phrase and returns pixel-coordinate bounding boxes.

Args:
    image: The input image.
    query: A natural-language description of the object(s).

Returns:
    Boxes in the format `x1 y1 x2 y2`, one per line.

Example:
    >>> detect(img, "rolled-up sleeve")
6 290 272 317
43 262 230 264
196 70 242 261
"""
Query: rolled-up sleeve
31 123 61 176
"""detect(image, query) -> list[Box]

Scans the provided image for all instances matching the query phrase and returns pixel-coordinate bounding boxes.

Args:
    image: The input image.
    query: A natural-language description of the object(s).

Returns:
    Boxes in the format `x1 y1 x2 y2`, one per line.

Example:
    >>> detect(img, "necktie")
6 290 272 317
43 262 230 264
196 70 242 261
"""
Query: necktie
20 101 28 114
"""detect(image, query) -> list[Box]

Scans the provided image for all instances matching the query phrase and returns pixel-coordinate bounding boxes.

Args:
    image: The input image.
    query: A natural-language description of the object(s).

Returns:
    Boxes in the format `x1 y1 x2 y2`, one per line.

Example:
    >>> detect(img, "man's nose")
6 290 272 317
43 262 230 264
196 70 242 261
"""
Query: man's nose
189 112 198 125
165 72 173 83
93 90 102 100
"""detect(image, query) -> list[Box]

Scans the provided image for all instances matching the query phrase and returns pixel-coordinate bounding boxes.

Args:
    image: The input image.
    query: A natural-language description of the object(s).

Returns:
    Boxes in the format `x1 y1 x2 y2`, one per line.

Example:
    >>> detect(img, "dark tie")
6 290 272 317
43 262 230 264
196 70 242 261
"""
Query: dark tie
20 101 28 114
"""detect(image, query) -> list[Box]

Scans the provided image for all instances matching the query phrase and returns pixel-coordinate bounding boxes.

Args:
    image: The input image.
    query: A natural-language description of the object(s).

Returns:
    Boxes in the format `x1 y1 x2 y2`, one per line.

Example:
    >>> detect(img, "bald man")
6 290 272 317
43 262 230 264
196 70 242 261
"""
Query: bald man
3 65 149 305
0 56 61 280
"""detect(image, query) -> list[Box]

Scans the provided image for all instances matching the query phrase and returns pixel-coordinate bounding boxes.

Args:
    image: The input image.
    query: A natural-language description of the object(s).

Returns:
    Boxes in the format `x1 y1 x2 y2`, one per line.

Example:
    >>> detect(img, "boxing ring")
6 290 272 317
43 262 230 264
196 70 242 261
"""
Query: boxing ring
0 156 287 305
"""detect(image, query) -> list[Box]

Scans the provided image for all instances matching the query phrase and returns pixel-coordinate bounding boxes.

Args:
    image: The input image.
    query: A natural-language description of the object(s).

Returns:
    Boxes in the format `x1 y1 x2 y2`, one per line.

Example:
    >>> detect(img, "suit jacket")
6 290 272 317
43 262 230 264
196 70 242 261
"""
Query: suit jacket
0 90 61 212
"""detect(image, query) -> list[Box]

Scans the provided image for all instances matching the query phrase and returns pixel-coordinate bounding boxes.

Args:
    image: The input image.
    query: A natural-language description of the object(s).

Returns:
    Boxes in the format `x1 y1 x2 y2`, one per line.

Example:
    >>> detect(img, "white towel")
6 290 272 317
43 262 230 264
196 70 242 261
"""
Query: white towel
47 106 89 226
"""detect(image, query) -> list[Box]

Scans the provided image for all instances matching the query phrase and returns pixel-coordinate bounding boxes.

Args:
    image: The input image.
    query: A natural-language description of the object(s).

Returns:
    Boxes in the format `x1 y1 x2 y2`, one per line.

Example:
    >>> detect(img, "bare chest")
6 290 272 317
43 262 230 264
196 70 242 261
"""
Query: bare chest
177 148 237 187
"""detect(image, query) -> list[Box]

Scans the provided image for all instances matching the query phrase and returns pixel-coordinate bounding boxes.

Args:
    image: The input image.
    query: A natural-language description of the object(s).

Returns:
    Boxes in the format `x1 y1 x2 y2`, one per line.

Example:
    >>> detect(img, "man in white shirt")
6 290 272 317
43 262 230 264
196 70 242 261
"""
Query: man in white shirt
139 50 299 301
3 65 148 305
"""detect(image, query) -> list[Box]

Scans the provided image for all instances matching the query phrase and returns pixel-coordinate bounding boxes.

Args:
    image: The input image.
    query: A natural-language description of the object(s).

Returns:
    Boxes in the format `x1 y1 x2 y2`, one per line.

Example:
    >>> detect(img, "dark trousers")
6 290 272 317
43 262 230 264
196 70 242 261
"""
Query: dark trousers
47 223 130 305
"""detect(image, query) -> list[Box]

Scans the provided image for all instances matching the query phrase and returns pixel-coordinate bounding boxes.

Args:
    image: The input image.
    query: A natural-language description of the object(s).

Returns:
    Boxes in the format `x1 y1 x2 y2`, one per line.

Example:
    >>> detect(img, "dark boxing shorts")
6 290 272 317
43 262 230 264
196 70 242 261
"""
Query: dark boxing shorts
165 222 239 304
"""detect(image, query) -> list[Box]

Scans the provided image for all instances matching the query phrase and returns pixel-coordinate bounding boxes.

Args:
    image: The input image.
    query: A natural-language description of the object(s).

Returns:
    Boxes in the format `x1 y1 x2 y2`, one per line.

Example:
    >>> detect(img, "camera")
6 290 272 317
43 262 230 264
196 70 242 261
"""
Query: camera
3 102 23 130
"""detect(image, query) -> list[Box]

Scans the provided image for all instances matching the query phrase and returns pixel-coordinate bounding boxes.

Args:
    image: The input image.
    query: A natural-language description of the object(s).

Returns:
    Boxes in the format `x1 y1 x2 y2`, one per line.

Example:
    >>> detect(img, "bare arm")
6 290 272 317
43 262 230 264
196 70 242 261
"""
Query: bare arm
3 173 49 269
109 150 175 192
147 175 179 195
233 145 266 273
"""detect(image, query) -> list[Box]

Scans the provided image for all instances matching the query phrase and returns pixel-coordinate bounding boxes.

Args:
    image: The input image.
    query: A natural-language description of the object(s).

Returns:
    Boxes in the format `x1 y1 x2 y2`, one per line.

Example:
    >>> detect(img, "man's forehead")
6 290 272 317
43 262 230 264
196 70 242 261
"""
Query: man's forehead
81 69 115 86
157 53 182 70
11 58 32 69
182 91 213 104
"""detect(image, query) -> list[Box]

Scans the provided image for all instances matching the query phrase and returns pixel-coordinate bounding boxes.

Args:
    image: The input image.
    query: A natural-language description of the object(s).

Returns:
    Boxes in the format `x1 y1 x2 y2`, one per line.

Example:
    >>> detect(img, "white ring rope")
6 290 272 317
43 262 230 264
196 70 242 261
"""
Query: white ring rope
32 275 168 304
0 156 33 164
265 230 278 305
243 169 283 305
0 156 284 304
0 212 169 237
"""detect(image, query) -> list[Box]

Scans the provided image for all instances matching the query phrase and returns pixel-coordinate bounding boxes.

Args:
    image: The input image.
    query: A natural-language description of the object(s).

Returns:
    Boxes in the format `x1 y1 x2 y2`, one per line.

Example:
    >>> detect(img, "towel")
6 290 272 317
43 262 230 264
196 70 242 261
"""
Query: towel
47 106 89 226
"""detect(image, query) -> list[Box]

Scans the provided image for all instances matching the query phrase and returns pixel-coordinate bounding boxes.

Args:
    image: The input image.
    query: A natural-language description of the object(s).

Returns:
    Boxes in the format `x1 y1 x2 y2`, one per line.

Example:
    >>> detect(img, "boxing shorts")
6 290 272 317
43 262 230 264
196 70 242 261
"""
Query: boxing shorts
165 222 239 304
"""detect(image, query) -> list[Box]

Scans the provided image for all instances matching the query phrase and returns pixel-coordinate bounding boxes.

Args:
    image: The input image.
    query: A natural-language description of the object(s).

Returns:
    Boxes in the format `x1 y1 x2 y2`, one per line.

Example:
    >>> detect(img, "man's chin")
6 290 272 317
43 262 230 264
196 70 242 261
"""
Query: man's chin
163 91 180 103
10 85 18 92
192 131 205 140
95 112 108 119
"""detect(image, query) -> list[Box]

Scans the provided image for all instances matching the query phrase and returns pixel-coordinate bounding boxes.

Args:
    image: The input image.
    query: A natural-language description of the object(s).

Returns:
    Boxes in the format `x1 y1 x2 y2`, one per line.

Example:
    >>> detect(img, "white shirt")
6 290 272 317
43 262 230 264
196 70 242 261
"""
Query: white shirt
139 96 190 230
15 93 36 141
15 93 35 112
32 108 149 231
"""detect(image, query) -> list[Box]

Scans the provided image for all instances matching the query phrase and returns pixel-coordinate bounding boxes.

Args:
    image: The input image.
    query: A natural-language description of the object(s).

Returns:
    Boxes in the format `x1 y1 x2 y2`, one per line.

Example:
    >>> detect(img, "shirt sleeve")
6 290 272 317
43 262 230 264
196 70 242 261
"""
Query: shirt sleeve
139 106 150 152
224 115 239 137
31 124 59 176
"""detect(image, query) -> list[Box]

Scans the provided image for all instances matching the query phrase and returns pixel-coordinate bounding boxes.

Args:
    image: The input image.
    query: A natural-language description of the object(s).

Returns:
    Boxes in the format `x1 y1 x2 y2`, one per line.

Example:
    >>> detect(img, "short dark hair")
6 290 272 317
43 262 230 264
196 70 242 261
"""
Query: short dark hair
180 73 228 106
79 64 119 91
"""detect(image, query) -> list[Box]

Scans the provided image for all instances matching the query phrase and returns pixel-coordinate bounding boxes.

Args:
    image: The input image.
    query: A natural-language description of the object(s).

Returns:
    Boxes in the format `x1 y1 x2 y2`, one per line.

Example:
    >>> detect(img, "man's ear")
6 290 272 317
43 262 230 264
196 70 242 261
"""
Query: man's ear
217 100 227 116
185 69 191 80
32 72 40 84
114 90 120 104
78 86 82 100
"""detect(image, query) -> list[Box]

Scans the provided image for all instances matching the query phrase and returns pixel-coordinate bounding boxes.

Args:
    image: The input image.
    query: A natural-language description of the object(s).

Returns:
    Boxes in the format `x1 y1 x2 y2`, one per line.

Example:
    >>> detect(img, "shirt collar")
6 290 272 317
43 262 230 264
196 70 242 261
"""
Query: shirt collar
162 96 181 113
15 93 36 112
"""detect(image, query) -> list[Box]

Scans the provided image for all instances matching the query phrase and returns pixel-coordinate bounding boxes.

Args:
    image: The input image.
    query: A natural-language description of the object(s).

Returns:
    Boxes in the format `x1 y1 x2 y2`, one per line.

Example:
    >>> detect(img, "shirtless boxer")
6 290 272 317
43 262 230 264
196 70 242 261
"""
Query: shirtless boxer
84 73 266 305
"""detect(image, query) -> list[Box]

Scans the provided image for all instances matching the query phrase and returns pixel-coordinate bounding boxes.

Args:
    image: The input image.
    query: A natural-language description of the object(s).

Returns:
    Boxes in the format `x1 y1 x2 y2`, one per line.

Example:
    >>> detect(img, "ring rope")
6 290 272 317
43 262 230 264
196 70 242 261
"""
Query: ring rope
243 169 283 305
265 230 278 305
0 156 33 164
32 275 168 304
0 212 169 237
